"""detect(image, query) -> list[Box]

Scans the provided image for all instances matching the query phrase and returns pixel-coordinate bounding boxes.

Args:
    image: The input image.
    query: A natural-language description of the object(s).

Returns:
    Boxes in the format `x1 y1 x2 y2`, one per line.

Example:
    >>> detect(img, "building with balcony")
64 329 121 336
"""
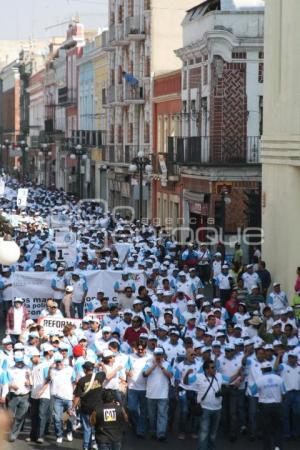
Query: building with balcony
77 32 109 199
262 0 300 297
171 0 264 246
105 0 199 216
152 70 183 230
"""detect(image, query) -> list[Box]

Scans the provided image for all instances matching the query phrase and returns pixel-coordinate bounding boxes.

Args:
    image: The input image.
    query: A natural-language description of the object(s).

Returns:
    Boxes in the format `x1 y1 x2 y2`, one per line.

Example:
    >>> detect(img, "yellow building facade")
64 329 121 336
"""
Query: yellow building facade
262 0 300 298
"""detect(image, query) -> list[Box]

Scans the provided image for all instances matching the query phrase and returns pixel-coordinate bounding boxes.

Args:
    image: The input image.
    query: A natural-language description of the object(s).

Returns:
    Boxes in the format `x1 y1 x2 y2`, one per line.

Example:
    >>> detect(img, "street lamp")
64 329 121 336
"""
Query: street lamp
39 143 52 187
2 140 11 172
220 187 231 240
18 140 29 180
129 150 153 221
69 144 87 198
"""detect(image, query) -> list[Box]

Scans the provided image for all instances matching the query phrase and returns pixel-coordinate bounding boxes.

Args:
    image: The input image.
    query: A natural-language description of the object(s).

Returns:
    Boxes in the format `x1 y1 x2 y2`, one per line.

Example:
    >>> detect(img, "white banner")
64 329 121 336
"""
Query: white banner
38 317 82 334
12 270 145 319
0 179 5 197
17 188 28 208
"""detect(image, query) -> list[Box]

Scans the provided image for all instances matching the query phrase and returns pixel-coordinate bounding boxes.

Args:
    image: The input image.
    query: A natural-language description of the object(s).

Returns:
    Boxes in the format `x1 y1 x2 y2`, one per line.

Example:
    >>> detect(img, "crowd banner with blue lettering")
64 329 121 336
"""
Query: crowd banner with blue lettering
11 270 145 319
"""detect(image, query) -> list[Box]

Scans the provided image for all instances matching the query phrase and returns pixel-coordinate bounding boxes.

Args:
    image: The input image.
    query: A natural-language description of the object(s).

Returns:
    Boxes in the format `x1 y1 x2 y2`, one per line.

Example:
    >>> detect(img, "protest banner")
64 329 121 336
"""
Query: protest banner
0 179 5 197
12 269 145 319
17 188 28 207
38 317 82 334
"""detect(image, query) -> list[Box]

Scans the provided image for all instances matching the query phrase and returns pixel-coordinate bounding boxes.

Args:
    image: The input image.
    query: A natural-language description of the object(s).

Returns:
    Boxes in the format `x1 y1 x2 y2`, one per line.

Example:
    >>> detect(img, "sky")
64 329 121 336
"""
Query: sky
0 0 108 40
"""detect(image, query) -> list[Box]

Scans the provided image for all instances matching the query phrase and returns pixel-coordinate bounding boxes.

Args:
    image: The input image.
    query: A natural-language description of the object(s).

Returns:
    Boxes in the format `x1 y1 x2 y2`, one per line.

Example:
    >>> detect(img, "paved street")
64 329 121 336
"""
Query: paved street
8 421 299 450
9 427 300 450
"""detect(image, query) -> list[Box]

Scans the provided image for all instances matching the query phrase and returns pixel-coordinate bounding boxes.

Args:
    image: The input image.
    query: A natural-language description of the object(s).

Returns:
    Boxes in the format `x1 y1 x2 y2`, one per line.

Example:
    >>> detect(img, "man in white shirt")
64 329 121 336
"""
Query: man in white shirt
51 267 67 309
143 347 173 441
26 348 50 443
69 271 88 319
50 354 75 443
189 359 223 450
242 265 261 294
277 350 300 440
252 361 285 450
8 353 31 442
267 282 288 317
125 344 149 438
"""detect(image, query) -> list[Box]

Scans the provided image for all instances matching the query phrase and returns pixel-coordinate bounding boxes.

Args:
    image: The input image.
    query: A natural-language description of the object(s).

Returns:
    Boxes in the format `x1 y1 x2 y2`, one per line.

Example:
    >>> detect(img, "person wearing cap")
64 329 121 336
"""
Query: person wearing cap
186 359 224 450
242 345 266 441
117 309 133 339
113 271 136 295
251 362 285 450
215 264 234 306
49 354 76 443
258 319 288 346
189 267 204 298
73 361 106 450
143 347 173 441
242 265 261 294
123 316 148 347
61 285 74 318
218 344 243 442
276 350 300 440
51 267 67 309
7 353 32 442
92 325 112 355
6 297 29 344
267 283 288 317
69 271 88 319
26 348 50 443
100 349 125 403
175 271 192 298
0 266 13 320
211 252 223 296
175 348 199 440
102 304 122 331
245 285 266 314
125 344 148 438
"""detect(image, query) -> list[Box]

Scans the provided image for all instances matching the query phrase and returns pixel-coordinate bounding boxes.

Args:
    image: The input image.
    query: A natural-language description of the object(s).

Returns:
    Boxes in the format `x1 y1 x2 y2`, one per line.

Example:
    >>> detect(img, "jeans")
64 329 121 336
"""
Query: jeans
98 443 122 450
197 408 221 450
260 403 283 450
72 302 84 319
248 396 259 437
168 385 177 428
236 389 246 428
9 394 30 439
221 386 238 437
9 334 20 345
147 398 168 439
81 413 94 448
53 397 72 438
30 397 51 440
283 390 300 438
127 389 147 436
178 390 197 434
